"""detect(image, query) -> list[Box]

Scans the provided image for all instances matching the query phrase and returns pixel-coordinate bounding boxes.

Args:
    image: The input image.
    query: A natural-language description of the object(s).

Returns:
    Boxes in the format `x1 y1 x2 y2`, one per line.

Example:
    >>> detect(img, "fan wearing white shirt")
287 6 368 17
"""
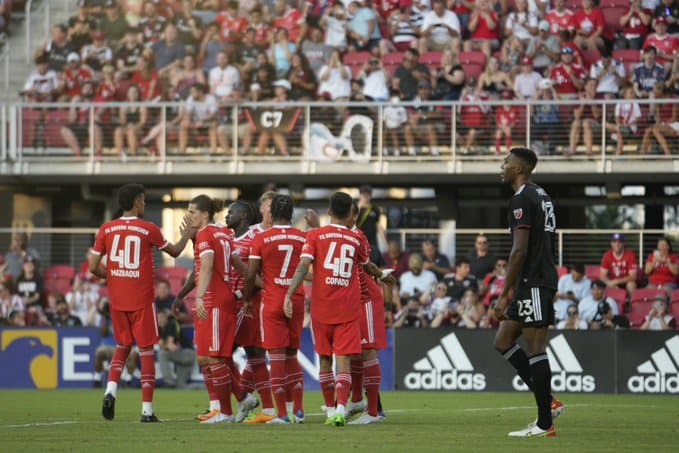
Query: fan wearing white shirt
609 87 642 155
513 57 542 99
589 49 626 99
208 51 241 101
179 83 227 154
383 93 409 156
418 0 461 53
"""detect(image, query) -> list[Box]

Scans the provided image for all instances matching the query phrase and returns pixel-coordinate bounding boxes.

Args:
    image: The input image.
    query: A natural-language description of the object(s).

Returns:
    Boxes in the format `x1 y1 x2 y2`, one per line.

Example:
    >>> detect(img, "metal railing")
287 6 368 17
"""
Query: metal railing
0 41 8 92
25 0 50 64
2 98 678 171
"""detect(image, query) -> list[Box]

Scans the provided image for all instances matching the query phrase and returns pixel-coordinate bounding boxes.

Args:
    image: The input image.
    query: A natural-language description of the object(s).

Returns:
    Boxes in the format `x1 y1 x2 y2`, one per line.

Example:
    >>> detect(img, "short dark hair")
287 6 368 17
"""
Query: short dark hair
510 147 538 172
591 279 606 289
329 192 352 219
351 200 359 216
117 184 145 211
570 263 585 274
190 194 224 220
643 45 657 54
456 257 470 267
232 201 255 225
271 194 294 222
192 82 207 93
406 48 419 58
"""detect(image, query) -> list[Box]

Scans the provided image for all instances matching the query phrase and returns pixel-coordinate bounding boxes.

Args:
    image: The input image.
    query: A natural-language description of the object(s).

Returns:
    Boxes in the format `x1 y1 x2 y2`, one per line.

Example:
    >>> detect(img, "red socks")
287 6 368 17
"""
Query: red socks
225 358 244 401
285 354 304 413
252 357 274 411
240 359 255 394
210 362 233 415
139 349 155 403
319 371 335 408
335 372 352 407
269 353 287 418
363 359 382 417
350 356 363 403
107 345 131 384
200 364 218 402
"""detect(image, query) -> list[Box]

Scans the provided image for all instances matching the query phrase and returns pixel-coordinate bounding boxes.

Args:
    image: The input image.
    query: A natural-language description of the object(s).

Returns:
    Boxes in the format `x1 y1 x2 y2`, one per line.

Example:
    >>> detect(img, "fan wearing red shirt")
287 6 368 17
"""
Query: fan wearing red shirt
494 90 519 154
644 237 679 293
62 52 95 99
245 194 306 424
464 0 500 57
545 0 575 36
374 0 405 21
131 56 160 101
618 0 652 50
643 17 679 66
89 184 193 423
573 0 607 50
215 0 249 44
600 233 638 292
284 192 392 426
273 0 307 45
549 47 586 98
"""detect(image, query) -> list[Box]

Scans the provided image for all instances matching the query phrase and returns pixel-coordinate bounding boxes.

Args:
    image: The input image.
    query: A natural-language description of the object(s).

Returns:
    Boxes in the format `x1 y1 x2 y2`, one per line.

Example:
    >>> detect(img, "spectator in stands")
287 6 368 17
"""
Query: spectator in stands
60 80 103 157
5 309 26 327
467 233 495 279
526 20 561 74
38 24 73 72
556 304 589 330
616 0 652 50
513 57 542 100
421 240 450 281
494 90 518 154
65 272 100 326
399 253 439 303
347 0 382 52
21 55 62 102
114 84 147 160
208 51 242 101
248 6 272 48
640 294 676 330
476 56 512 99
15 256 46 326
237 27 263 84
317 48 351 100
100 0 128 44
151 23 185 76
131 55 161 100
138 0 167 45
385 5 419 54
404 80 443 156
554 263 592 321
443 258 479 303
62 52 96 100
301 25 332 78
0 281 24 322
427 282 455 328
358 55 390 101
649 101 679 155
4 233 41 283
214 0 247 45
115 27 144 80
272 0 306 47
633 46 665 122
383 239 410 280
81 30 113 72
573 0 606 50
645 236 679 293
95 63 119 102
590 47 626 101
531 82 561 155
432 50 465 101
610 86 642 155
600 232 639 292
248 52 276 101
653 0 679 34
464 0 500 58
578 279 619 324
253 79 294 156
392 297 428 328
154 279 176 313
505 0 538 45
479 296 500 328
50 295 83 327
171 54 206 100
590 299 631 329
643 16 678 69
269 27 297 79
393 48 430 100
174 0 203 48
480 258 506 306
157 310 196 388
68 1 97 53
288 52 317 100
198 22 224 73
455 289 485 328
320 2 348 51
569 77 601 155
545 0 576 37
383 91 408 155
457 77 489 153
550 46 586 99
179 82 221 154
418 0 461 54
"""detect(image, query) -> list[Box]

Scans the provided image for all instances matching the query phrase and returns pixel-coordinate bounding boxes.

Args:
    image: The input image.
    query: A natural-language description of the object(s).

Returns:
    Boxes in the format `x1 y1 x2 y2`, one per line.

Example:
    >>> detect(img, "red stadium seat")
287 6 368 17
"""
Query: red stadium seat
613 49 641 75
382 51 405 76
585 264 600 281
45 109 70 148
155 266 188 296
630 288 667 303
602 6 627 35
671 289 679 305
600 0 629 8
580 49 601 70
628 300 653 327
343 51 371 78
604 287 628 314
458 51 486 79
20 108 43 148
566 0 583 11
421 51 443 70
557 266 569 277
43 265 76 296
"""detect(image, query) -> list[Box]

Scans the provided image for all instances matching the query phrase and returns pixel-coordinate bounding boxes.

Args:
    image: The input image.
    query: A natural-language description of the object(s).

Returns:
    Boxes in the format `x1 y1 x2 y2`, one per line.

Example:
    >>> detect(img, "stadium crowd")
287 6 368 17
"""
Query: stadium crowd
17 0 679 157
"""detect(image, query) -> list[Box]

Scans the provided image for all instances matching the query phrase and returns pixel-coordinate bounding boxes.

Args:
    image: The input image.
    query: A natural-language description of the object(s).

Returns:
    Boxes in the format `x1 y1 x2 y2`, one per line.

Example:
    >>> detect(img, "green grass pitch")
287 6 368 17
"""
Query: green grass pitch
1 390 676 452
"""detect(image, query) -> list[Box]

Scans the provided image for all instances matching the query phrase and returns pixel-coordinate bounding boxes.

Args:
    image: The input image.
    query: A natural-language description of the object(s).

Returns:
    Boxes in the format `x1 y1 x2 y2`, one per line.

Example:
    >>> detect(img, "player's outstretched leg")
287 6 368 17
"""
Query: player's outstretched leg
243 354 276 423
332 356 352 427
201 360 235 424
349 355 382 425
102 345 131 420
196 363 220 421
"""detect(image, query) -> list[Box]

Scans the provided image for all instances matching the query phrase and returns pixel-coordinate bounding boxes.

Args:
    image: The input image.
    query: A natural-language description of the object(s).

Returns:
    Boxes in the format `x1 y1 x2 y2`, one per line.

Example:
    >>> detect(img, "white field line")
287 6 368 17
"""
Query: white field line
0 421 78 428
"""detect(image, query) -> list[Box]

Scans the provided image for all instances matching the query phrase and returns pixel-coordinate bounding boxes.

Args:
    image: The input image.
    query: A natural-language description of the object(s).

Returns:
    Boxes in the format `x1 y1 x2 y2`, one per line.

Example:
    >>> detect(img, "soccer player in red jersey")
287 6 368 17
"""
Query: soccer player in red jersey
245 194 307 424
284 192 394 426
186 195 257 424
89 184 193 422
226 201 276 424
250 190 276 234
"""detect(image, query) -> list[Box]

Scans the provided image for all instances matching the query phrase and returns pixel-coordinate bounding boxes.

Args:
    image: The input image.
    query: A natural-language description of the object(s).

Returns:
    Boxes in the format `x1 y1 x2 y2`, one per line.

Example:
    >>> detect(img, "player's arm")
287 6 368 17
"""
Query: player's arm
161 215 195 258
173 269 195 318
88 251 107 279
496 228 530 320
232 252 263 288
284 257 312 319
362 260 396 286
243 258 261 314
194 252 214 320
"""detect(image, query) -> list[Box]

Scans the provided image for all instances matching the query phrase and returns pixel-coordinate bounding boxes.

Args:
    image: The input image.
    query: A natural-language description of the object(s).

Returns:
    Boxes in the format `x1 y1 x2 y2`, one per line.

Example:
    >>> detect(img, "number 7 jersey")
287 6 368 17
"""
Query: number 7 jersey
301 224 369 324
92 216 170 311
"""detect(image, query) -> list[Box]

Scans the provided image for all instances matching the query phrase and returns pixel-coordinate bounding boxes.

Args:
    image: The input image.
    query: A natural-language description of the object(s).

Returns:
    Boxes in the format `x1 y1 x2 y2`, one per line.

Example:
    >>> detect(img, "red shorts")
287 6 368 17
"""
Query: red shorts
235 291 262 348
311 317 361 356
195 305 236 357
360 300 387 350
260 294 304 350
110 304 158 348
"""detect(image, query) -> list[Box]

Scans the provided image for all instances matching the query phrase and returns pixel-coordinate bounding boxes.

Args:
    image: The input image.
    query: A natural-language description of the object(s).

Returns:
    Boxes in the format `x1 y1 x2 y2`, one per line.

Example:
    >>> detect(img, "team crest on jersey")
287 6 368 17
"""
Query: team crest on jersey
513 209 523 219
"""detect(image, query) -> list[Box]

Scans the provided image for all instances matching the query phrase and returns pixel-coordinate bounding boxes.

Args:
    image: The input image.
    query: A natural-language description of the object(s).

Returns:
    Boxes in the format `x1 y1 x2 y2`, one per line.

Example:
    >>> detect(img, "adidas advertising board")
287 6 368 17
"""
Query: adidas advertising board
618 332 679 394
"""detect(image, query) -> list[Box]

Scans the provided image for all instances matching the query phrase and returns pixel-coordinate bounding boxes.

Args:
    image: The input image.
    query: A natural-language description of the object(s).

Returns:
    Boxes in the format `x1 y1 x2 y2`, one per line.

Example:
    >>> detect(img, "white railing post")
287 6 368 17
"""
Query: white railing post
304 104 310 167
8 105 17 161
639 231 644 270
1 42 9 92
525 101 531 149
232 105 239 165
45 1 51 40
0 104 6 161
25 0 32 63
160 104 167 163
376 104 383 167
601 103 607 165
89 102 95 159
558 230 563 267
451 103 457 164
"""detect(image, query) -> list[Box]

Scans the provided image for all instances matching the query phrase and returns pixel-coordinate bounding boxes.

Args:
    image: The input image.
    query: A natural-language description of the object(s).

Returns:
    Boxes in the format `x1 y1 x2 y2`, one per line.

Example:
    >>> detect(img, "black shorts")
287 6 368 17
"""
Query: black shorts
506 286 555 327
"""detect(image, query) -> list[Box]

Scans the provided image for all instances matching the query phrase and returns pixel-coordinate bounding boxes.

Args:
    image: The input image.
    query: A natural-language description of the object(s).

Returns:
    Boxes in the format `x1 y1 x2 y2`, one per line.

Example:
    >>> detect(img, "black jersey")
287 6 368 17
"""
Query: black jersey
507 182 558 291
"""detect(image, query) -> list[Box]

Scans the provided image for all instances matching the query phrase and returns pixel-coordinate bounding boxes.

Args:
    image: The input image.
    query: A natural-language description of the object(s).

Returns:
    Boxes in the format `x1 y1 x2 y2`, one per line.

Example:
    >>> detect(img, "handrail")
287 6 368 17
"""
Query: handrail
0 41 8 92
25 0 50 64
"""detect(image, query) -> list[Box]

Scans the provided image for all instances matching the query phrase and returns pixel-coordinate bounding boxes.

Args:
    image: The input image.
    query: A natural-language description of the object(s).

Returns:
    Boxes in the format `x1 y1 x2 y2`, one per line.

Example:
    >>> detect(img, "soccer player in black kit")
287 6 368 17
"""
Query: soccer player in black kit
493 148 564 437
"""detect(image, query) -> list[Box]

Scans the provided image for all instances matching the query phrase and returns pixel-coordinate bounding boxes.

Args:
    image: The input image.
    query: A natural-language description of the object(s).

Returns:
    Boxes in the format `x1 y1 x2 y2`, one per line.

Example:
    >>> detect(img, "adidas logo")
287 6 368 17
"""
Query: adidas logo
628 335 679 394
513 334 595 392
404 333 486 391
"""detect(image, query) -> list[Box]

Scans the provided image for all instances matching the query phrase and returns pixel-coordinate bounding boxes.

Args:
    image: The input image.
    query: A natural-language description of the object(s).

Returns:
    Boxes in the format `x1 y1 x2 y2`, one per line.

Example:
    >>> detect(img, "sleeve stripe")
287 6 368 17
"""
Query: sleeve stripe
249 255 262 260
360 259 369 265
158 240 170 250
300 253 314 261
90 250 101 256
199 250 215 258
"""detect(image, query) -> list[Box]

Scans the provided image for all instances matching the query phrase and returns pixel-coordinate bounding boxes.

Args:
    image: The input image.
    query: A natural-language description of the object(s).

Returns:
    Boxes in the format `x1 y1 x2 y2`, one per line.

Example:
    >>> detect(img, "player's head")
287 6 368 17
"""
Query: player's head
259 190 277 227
188 194 224 228
328 191 353 223
226 201 253 229
117 184 146 217
271 194 294 223
501 147 537 185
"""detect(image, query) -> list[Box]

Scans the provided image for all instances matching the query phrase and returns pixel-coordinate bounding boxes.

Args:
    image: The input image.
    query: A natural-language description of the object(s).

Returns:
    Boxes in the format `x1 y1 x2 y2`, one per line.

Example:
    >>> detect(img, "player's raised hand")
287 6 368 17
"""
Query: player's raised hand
380 273 397 286
179 214 196 240
195 297 208 320
494 295 509 321
283 294 293 319
304 209 320 229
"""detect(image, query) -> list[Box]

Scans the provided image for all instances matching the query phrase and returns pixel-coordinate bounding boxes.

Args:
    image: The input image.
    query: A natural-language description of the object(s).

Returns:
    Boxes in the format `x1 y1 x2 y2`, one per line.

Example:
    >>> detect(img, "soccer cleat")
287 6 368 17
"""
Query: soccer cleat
331 413 347 427
266 416 291 424
293 410 305 424
347 399 367 417
140 414 160 423
235 393 259 423
243 413 276 424
348 412 383 425
200 412 235 424
197 409 220 422
102 393 115 420
508 424 556 437
551 398 565 419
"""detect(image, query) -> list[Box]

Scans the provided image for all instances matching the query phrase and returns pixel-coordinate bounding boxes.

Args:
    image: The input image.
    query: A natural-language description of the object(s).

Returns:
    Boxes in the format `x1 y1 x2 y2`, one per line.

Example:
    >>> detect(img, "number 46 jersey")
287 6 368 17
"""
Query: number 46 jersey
92 216 170 311
301 224 369 325
508 183 559 292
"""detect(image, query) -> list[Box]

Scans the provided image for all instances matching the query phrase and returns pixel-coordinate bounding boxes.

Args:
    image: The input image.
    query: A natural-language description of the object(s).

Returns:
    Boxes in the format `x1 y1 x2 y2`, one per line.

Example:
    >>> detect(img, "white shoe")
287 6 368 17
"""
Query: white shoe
508 424 556 437
199 412 235 424
266 416 291 424
235 393 259 423
347 399 367 417
348 412 382 425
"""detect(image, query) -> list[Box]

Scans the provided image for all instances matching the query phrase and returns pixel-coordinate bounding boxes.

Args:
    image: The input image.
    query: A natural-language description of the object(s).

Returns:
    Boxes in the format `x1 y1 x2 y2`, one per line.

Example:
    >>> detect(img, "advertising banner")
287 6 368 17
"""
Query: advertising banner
617 331 679 394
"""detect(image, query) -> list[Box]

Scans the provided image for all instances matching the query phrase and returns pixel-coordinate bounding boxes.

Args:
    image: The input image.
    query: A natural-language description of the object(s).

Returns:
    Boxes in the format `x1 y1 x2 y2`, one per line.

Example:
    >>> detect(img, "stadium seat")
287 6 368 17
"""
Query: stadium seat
671 289 679 305
45 109 70 148
580 49 601 70
155 266 188 296
382 51 404 75
43 265 76 296
343 51 371 78
585 264 600 281
602 6 627 35
458 51 486 79
613 49 641 75
421 51 443 70
557 265 569 277
600 0 629 8
20 108 42 148
604 287 628 314
630 288 667 303
628 300 652 327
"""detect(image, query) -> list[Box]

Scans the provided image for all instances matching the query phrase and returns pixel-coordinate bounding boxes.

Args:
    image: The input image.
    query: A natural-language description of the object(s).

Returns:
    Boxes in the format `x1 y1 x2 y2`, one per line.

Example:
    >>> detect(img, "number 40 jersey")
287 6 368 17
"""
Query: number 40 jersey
92 216 170 311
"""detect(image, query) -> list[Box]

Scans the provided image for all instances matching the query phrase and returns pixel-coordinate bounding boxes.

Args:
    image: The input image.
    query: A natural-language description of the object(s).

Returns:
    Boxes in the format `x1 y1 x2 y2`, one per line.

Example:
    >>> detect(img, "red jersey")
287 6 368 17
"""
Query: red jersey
600 249 638 280
273 8 305 42
482 273 505 306
622 8 652 38
95 80 117 102
573 8 606 38
301 224 368 324
545 9 575 35
92 216 169 311
643 34 679 64
374 0 406 19
230 229 257 291
352 227 374 304
249 225 306 304
251 22 272 48
495 106 518 127
460 93 490 127
646 252 679 286
471 11 500 40
215 12 248 43
131 70 160 99
550 63 586 94
63 66 95 98
194 224 234 308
